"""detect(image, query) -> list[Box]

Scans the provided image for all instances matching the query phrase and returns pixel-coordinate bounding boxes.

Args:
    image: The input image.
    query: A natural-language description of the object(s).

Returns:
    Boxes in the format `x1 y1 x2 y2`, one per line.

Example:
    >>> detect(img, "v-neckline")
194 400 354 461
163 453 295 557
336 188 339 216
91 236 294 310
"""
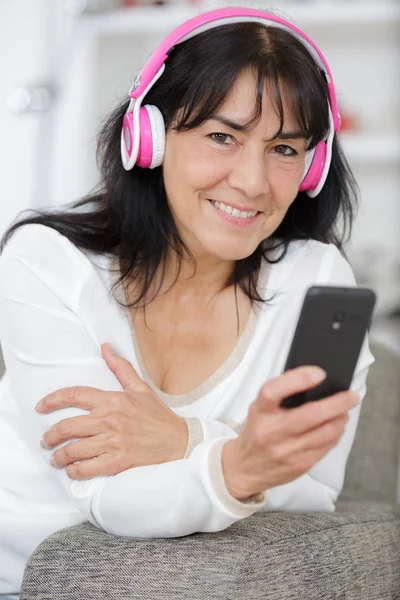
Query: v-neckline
107 257 270 407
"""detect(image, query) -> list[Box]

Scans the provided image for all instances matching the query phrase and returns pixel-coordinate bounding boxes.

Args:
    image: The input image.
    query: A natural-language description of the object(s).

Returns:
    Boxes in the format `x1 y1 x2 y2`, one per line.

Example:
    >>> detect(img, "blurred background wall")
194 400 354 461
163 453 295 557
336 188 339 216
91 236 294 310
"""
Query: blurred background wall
0 0 399 489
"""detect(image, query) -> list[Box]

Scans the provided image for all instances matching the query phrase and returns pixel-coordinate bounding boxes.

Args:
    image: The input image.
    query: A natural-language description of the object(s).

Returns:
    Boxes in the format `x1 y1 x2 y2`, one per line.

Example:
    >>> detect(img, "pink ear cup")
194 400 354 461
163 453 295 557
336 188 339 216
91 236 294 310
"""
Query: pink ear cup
136 107 153 168
121 107 153 167
122 111 134 158
299 140 327 192
122 105 165 169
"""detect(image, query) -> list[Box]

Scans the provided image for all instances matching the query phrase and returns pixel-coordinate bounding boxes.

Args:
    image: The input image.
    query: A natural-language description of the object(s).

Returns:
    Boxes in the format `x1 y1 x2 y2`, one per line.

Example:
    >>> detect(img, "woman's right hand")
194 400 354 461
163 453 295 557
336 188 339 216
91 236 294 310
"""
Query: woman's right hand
221 366 361 501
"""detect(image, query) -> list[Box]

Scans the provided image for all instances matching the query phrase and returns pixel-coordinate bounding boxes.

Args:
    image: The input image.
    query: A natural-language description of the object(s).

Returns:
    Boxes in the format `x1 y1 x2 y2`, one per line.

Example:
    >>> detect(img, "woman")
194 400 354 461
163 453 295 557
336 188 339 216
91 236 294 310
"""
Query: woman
0 7 373 596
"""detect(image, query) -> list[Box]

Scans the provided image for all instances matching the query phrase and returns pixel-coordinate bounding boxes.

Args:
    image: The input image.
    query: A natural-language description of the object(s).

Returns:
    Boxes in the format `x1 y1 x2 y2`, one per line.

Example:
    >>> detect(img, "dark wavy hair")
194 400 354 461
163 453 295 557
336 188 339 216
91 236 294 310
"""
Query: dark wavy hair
0 20 358 310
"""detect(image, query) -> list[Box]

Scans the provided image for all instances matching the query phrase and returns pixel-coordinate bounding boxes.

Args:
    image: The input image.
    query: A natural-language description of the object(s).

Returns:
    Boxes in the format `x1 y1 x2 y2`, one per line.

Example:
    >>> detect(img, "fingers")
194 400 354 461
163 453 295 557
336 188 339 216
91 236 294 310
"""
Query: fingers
256 412 349 481
65 454 124 480
101 343 148 393
35 345 149 415
49 435 107 469
257 366 327 413
277 412 350 461
40 415 103 450
274 437 340 481
284 390 360 436
35 386 104 413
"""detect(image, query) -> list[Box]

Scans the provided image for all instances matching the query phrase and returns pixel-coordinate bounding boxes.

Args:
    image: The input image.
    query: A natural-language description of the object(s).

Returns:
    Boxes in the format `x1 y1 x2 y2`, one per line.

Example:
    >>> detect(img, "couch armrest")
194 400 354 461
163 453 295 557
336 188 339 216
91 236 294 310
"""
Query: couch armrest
21 503 400 600
341 343 400 504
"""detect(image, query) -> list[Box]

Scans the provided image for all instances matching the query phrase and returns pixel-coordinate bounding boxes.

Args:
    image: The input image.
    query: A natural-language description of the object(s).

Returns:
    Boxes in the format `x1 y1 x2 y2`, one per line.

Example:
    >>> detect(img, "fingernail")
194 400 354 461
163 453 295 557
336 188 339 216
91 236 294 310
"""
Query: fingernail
40 436 50 450
104 342 115 355
49 455 56 467
35 400 44 412
350 392 361 406
305 366 327 383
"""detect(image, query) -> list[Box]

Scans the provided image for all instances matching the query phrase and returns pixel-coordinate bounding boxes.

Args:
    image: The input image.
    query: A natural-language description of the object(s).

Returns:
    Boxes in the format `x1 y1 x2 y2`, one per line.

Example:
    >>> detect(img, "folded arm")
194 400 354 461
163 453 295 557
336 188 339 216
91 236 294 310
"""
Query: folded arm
0 226 264 539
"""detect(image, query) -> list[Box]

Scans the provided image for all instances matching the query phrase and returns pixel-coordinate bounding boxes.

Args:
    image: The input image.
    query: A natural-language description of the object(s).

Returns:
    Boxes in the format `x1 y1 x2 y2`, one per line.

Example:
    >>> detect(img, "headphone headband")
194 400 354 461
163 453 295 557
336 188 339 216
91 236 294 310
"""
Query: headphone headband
128 7 340 132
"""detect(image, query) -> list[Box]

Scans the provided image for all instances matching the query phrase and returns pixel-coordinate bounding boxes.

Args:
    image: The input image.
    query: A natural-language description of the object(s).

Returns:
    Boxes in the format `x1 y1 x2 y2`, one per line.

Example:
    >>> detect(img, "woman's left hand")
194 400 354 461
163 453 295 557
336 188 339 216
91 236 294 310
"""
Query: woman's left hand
35 343 188 480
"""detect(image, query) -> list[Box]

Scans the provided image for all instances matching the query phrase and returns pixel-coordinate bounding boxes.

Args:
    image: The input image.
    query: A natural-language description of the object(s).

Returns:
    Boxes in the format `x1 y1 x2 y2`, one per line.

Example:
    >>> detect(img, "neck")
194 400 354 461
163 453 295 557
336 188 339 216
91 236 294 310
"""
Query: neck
159 250 235 302
120 250 236 309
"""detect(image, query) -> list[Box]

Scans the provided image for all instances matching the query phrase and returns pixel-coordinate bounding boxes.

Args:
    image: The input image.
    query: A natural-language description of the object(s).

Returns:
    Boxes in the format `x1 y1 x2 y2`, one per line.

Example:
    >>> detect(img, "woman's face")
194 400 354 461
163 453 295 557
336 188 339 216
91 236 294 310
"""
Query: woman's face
162 69 308 262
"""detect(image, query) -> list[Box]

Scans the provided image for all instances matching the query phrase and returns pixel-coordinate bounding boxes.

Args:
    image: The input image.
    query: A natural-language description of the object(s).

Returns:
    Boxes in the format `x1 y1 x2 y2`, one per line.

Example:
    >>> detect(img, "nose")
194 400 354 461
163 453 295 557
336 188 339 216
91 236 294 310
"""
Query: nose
227 146 269 199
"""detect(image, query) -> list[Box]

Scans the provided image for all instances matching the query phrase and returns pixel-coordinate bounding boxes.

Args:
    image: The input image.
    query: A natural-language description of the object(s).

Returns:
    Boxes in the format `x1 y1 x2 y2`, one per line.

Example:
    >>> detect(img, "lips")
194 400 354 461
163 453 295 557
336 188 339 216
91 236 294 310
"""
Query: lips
207 198 260 227
208 199 260 214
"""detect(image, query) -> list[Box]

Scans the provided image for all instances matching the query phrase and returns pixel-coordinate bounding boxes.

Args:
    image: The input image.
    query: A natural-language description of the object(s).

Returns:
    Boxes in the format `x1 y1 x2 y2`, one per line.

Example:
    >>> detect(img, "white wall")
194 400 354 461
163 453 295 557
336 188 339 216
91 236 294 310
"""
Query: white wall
0 1 60 237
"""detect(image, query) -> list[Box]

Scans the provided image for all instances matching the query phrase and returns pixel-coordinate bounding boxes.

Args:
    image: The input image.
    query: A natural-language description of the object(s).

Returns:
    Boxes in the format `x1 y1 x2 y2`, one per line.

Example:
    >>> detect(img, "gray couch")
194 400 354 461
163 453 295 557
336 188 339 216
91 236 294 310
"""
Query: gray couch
13 343 400 599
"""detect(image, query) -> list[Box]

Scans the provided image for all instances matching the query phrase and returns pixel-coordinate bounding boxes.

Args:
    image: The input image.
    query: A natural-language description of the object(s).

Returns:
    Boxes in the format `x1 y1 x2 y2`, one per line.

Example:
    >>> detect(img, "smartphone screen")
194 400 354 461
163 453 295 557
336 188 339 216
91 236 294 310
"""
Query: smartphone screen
280 285 376 409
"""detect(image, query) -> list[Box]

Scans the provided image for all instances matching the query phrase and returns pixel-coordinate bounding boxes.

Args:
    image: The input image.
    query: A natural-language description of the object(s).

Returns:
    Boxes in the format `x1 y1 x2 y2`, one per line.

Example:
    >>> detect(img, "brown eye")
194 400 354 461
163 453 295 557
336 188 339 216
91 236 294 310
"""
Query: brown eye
274 145 297 156
209 133 233 145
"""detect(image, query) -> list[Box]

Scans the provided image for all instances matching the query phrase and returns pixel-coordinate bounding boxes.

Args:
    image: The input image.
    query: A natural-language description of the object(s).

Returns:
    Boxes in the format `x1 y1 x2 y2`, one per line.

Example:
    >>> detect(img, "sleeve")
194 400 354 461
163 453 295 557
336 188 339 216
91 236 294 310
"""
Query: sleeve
0 225 265 539
183 417 241 458
257 244 375 512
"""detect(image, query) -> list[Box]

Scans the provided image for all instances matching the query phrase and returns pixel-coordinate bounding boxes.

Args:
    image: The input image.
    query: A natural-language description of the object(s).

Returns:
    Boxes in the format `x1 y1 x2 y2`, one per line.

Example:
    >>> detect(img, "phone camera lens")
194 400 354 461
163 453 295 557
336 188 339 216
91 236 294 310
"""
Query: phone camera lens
333 311 345 323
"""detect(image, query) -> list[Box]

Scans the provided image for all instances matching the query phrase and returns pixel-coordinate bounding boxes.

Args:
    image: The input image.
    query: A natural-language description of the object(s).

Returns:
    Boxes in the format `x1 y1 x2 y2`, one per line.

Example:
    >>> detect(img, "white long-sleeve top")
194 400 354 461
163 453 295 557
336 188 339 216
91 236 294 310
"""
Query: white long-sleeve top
0 224 374 594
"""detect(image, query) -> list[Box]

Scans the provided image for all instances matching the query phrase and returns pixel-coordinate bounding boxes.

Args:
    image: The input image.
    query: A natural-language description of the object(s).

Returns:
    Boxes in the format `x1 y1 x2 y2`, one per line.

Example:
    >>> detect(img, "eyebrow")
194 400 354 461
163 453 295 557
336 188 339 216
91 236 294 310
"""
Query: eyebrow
209 116 306 141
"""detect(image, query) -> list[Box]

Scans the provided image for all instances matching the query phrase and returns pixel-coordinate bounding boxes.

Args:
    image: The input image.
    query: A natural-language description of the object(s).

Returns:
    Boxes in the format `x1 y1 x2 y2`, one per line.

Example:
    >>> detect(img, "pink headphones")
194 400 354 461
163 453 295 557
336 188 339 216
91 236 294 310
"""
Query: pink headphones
121 7 341 198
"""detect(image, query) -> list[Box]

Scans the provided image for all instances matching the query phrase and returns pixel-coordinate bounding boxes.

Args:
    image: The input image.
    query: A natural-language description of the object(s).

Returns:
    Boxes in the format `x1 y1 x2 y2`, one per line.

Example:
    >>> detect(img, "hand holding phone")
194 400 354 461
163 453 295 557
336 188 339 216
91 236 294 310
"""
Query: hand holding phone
222 364 361 501
221 285 376 501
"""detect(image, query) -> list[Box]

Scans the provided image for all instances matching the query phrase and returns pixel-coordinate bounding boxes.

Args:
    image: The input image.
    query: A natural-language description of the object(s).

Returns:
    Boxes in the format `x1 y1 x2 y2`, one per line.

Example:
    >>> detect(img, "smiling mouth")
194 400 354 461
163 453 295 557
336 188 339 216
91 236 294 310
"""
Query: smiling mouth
208 199 260 219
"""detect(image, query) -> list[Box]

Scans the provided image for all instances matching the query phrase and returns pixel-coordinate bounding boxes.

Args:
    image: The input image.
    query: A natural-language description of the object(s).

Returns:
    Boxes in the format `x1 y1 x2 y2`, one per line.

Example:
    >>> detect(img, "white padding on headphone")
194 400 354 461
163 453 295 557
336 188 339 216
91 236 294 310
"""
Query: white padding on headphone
121 65 165 171
145 104 166 169
302 146 315 181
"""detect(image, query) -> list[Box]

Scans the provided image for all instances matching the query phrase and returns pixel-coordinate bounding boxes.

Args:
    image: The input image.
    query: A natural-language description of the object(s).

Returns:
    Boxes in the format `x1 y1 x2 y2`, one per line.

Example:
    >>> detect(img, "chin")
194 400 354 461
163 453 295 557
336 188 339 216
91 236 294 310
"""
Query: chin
205 243 258 262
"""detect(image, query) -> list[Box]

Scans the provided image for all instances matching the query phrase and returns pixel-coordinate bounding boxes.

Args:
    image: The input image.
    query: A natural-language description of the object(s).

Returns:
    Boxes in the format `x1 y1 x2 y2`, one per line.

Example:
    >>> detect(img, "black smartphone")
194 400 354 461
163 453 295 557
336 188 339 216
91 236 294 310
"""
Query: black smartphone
280 285 376 409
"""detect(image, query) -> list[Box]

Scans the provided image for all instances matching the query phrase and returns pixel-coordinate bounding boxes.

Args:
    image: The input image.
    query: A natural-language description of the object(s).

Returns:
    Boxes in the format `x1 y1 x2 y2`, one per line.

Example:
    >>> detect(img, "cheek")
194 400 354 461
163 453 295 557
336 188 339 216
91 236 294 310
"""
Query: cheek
264 164 304 221
163 138 227 217
182 145 229 190
271 159 305 197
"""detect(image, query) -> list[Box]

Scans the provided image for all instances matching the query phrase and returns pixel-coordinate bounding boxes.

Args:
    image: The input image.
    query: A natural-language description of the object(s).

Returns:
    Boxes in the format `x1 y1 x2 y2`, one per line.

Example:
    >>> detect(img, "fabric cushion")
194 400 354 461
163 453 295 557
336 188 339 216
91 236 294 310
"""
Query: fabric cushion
340 343 400 504
21 504 400 600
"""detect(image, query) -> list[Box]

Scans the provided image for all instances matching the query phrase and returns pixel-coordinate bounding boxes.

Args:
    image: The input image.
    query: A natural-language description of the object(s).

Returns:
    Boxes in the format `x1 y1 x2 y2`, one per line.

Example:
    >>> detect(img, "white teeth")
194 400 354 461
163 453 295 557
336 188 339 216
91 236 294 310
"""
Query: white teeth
211 200 258 219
